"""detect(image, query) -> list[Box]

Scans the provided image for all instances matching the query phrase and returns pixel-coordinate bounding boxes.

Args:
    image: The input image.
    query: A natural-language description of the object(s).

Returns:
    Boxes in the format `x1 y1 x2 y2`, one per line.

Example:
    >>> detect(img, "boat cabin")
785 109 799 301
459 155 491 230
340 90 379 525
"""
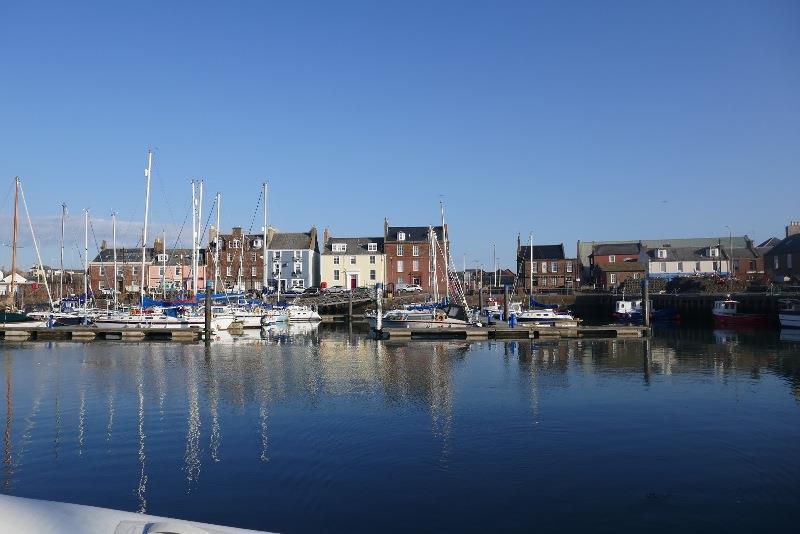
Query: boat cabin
713 300 739 316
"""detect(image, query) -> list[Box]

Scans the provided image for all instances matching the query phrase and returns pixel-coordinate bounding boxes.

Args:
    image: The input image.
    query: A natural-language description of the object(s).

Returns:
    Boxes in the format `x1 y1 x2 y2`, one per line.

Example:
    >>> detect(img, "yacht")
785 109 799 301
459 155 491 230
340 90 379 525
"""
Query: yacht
367 304 470 330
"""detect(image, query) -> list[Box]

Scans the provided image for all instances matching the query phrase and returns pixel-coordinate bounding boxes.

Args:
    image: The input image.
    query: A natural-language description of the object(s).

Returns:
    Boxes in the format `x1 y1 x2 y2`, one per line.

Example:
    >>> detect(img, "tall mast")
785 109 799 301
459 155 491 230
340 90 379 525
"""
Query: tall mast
84 209 89 322
262 182 268 293
9 178 19 311
196 180 203 298
162 228 167 299
141 149 153 309
191 180 197 298
112 212 117 311
60 203 66 303
214 192 220 293
440 201 448 302
529 233 533 301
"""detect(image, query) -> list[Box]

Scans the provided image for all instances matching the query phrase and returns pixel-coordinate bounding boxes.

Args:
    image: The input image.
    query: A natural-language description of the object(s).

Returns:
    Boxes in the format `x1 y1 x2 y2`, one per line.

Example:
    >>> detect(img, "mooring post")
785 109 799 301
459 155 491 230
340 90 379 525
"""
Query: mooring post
204 280 212 345
348 289 353 322
642 277 651 327
375 283 383 332
503 284 509 322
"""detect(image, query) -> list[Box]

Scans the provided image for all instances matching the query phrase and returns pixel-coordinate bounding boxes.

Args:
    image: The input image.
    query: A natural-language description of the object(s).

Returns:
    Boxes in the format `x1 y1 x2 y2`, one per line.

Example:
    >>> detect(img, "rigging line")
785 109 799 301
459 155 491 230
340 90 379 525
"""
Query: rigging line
247 188 263 235
170 199 191 250
198 195 217 244
152 165 178 229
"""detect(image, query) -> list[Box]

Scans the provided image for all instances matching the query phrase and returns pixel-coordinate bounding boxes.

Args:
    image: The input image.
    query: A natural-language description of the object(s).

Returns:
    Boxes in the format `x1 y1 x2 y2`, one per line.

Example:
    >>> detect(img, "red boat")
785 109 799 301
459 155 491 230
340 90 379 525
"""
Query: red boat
712 299 771 327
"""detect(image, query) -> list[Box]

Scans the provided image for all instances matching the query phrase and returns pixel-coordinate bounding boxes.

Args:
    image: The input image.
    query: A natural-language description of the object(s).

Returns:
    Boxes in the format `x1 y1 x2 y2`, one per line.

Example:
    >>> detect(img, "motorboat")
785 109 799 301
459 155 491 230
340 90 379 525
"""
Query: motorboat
778 299 800 329
367 304 471 330
614 299 679 324
285 305 321 322
712 299 771 327
516 308 575 324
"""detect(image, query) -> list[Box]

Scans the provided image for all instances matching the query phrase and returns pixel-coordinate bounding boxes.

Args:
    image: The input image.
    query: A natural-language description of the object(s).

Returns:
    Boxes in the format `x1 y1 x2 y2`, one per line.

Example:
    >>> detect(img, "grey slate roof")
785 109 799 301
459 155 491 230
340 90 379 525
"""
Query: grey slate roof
90 247 206 264
578 236 750 267
518 244 565 260
220 231 317 251
591 243 641 256
322 237 384 255
386 226 443 242
764 234 800 256
645 246 724 262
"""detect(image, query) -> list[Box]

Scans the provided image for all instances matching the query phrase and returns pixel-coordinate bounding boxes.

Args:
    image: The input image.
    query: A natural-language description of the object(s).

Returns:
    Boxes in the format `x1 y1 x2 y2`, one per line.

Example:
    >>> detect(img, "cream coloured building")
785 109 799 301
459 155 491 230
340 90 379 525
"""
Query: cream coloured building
320 235 385 289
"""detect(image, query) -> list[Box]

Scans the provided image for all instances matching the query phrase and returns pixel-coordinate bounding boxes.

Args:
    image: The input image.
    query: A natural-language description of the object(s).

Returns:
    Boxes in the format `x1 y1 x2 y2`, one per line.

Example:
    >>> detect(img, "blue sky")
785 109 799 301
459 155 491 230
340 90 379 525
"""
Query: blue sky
1 0 798 270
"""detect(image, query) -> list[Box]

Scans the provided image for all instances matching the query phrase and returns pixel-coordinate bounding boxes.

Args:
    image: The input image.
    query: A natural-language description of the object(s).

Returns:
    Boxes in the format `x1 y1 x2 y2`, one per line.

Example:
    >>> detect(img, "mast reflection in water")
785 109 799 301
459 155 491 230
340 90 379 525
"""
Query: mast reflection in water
0 327 799 533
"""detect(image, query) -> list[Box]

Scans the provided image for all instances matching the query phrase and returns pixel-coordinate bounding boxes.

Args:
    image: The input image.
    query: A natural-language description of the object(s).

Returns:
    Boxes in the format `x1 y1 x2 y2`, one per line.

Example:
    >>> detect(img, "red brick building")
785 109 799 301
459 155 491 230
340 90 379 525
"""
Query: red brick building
595 262 645 291
383 220 449 294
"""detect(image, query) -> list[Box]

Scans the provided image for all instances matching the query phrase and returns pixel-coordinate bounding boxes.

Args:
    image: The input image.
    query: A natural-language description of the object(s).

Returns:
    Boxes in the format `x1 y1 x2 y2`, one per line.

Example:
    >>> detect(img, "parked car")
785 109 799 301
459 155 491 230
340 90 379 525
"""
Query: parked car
325 285 348 294
303 287 321 296
399 284 423 293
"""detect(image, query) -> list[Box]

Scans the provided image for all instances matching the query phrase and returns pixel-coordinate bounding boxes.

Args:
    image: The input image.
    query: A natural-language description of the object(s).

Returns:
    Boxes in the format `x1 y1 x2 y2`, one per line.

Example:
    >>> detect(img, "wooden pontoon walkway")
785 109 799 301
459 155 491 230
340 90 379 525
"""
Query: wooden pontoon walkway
374 324 649 340
0 326 204 342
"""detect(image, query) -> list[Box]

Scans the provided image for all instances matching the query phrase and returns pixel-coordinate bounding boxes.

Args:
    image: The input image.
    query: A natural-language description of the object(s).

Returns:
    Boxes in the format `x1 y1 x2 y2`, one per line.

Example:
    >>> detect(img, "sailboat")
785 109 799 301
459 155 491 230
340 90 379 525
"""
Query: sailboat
1 178 46 327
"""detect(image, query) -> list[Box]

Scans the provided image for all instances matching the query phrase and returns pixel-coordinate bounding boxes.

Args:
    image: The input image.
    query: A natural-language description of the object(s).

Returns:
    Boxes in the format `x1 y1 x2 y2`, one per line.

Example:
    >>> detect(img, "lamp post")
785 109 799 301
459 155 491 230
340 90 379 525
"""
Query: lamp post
725 225 733 280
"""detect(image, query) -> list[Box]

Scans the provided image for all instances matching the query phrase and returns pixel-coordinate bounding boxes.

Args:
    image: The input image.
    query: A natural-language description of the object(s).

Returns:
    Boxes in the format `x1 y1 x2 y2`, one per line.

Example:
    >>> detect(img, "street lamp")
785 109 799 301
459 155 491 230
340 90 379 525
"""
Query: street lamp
725 225 733 280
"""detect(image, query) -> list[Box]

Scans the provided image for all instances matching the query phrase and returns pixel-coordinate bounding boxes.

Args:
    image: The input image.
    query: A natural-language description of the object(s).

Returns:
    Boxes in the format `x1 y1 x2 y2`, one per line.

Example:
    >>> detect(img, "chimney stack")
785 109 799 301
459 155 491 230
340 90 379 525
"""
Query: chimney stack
323 227 330 245
100 240 108 251
787 220 800 238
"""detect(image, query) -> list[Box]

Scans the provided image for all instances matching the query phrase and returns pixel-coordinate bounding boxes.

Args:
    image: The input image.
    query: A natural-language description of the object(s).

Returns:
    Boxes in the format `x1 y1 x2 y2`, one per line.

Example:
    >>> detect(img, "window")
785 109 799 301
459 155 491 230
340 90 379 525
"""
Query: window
609 255 616 263
531 262 537 273
350 256 356 265
610 273 617 285
231 239 241 249
131 266 138 276
332 243 347 253
774 256 779 270
696 261 701 271
226 266 232 276
251 267 257 277
334 270 340 281
633 272 640 280
157 253 168 263
291 279 305 289
116 267 122 277
397 260 404 272
541 262 547 273
333 256 340 265
566 262 573 273
540 277 547 287
293 250 302 260
98 281 105 290
749 260 756 271
98 265 105 276
412 245 420 257
709 247 719 257
733 260 739 272
293 262 302 274
677 262 683 272
369 255 376 264
788 255 793 269
661 262 667 272
412 260 419 271
396 245 404 256
367 243 377 252
250 252 257 262
226 253 232 262
272 262 280 274
175 266 181 276
397 232 406 241
551 261 558 273
252 238 262 249
370 269 376 281
712 261 719 271
158 267 164 276
657 249 667 259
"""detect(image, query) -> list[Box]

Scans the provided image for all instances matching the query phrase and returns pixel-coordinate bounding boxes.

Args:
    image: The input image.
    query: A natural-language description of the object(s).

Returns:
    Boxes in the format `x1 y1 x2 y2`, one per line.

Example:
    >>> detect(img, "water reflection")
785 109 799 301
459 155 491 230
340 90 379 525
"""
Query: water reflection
0 328 798 532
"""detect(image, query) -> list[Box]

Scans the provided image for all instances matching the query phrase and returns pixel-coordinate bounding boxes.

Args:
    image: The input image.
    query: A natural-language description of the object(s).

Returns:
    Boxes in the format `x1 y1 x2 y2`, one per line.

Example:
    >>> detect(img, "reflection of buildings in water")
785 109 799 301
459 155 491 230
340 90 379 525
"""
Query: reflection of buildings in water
714 329 740 347
780 329 800 343
204 348 221 463
649 345 676 376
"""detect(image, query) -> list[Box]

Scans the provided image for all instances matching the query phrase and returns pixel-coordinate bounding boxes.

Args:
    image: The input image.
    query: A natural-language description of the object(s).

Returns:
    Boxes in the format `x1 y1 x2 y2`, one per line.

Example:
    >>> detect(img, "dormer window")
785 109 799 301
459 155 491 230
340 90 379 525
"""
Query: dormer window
218 238 225 249
252 238 262 249
609 255 616 263
708 247 719 258
332 243 347 253
397 232 406 241
156 253 169 263
367 243 377 252
231 239 241 249
656 249 667 259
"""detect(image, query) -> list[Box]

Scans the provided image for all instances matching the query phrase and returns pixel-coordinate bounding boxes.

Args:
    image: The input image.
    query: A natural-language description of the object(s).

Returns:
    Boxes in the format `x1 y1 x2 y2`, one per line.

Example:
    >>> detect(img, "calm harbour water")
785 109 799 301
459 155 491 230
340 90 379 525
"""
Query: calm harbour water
1 325 799 533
